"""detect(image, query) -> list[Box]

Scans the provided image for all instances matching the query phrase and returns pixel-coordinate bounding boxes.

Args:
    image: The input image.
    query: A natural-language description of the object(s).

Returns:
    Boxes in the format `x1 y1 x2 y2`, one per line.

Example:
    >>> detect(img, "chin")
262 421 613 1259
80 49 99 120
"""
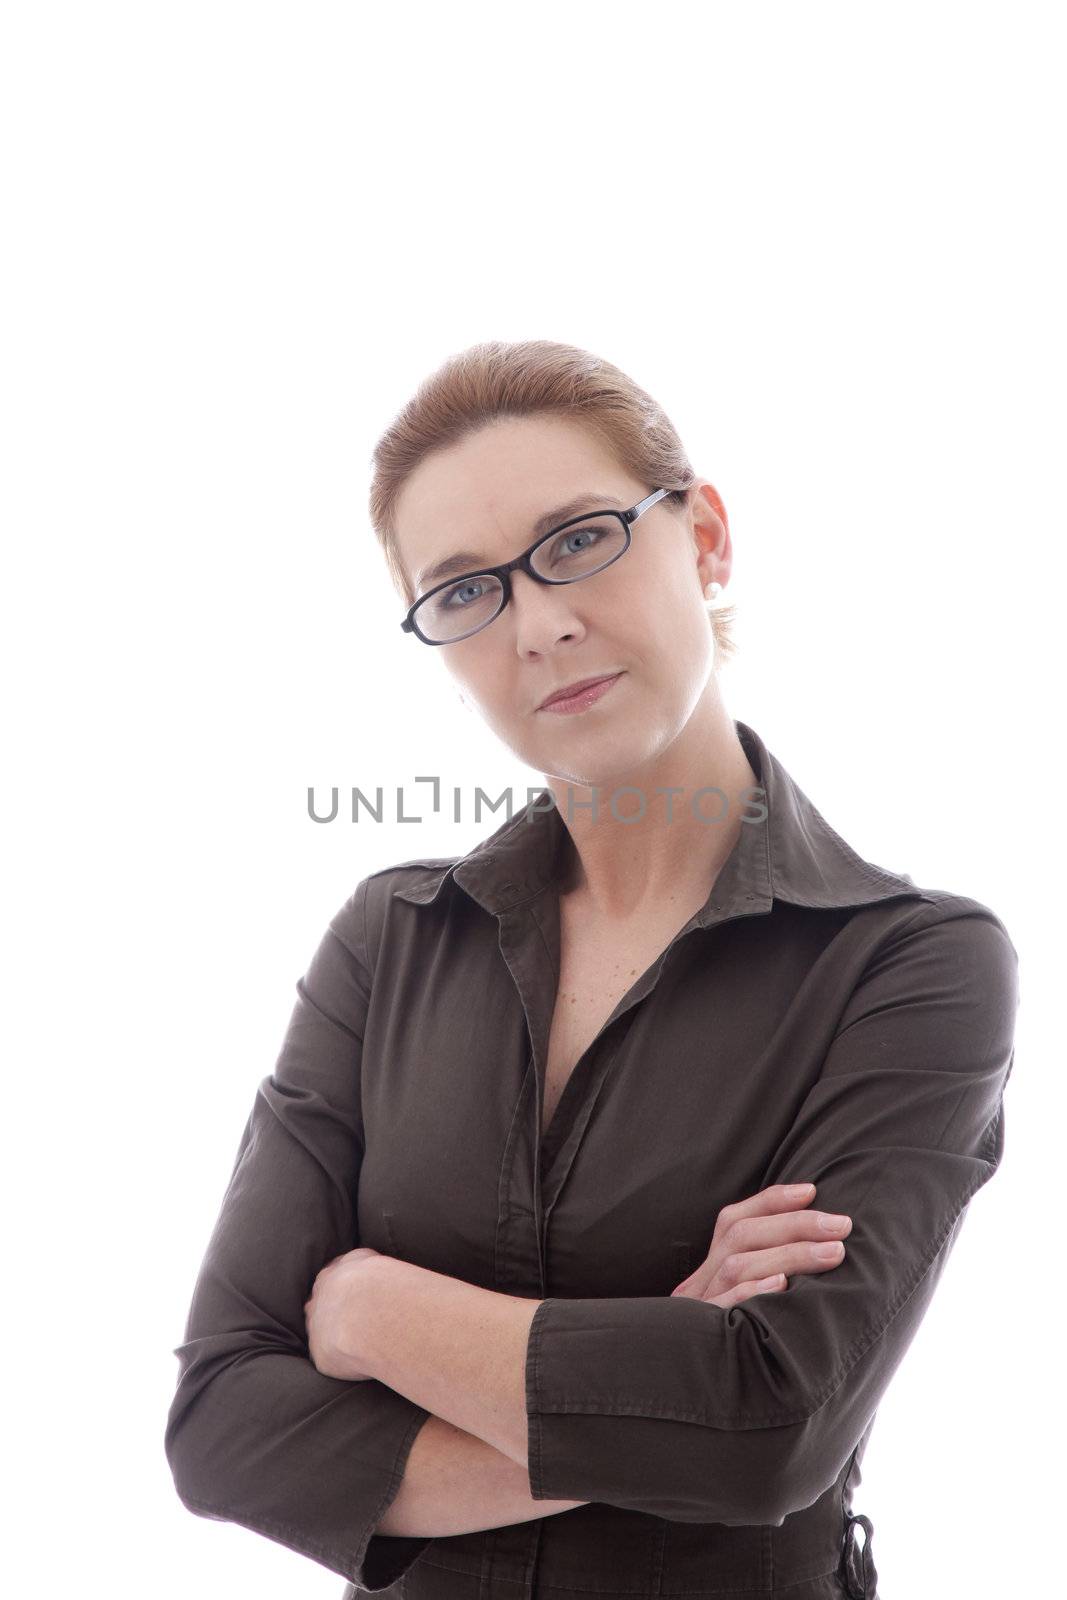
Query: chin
541 741 652 797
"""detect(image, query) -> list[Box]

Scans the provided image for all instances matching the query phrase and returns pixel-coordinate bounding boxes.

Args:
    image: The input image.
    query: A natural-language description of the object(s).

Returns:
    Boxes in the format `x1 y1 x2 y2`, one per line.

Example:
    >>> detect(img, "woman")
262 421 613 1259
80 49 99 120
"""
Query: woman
165 340 1019 1600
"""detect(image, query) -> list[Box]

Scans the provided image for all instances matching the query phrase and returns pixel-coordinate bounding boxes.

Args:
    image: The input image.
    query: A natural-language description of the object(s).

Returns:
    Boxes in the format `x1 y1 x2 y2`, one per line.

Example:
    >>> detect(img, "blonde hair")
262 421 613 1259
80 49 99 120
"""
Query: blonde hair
368 338 738 663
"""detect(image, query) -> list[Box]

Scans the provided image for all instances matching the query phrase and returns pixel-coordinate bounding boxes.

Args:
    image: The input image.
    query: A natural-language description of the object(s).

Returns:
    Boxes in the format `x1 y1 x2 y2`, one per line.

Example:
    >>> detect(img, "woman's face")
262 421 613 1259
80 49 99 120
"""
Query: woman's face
393 414 731 789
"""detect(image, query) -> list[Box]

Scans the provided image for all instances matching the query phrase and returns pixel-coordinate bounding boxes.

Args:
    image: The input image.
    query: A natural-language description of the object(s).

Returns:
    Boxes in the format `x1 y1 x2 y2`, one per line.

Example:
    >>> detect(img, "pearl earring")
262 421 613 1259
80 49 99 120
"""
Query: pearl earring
704 581 722 604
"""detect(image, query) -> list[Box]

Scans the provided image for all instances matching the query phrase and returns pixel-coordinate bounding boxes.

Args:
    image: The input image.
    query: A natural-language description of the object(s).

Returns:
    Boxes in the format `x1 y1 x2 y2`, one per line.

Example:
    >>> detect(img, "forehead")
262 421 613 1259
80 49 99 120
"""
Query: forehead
395 416 640 590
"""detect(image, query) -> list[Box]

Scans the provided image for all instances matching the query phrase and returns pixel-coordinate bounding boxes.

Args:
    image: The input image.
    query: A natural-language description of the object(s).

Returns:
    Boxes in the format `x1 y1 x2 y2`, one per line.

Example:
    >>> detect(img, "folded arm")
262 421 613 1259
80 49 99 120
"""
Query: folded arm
376 1414 587 1537
165 882 441 1590
519 900 1019 1524
357 1252 543 1469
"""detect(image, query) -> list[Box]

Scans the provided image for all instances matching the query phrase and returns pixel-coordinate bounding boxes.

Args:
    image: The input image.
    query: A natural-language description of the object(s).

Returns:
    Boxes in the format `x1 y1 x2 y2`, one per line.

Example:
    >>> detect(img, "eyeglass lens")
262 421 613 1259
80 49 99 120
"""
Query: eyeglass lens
413 514 629 643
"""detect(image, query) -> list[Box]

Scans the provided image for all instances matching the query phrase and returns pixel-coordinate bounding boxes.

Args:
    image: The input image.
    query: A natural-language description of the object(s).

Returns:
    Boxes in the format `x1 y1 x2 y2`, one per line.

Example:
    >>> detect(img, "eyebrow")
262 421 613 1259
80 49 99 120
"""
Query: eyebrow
413 493 626 592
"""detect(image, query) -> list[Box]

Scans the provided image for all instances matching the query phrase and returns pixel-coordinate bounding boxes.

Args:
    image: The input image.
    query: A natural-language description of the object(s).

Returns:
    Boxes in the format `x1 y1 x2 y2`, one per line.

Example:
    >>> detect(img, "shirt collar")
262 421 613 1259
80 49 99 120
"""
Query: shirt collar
389 720 929 921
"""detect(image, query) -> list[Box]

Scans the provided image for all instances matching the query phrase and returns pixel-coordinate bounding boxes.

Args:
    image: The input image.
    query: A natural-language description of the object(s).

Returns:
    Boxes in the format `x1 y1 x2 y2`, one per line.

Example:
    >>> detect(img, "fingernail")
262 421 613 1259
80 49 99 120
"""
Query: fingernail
786 1183 814 1196
814 1241 844 1259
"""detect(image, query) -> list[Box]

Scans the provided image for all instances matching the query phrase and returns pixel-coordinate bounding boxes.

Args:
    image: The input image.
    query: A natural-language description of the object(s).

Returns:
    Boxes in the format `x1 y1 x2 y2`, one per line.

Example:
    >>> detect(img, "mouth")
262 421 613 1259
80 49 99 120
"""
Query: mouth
537 672 624 714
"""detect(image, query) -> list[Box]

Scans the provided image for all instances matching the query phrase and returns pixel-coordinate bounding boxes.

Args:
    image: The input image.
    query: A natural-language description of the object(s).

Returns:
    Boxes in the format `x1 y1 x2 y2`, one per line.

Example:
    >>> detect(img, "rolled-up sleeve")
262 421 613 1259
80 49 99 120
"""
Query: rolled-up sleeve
525 898 1019 1525
164 878 433 1590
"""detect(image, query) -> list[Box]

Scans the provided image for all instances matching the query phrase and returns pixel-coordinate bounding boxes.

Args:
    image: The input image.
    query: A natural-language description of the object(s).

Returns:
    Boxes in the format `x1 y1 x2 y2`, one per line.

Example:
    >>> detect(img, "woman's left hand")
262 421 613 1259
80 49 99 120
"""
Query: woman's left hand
304 1244 388 1381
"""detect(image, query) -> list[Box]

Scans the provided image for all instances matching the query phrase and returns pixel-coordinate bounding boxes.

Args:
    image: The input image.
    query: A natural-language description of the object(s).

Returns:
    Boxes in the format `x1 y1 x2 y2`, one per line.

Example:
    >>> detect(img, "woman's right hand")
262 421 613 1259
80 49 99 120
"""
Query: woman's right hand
670 1182 852 1309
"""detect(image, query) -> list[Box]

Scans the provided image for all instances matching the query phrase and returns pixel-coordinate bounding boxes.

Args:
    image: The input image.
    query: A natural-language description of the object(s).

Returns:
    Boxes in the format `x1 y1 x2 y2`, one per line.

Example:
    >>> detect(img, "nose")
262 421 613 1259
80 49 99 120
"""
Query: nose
507 569 584 648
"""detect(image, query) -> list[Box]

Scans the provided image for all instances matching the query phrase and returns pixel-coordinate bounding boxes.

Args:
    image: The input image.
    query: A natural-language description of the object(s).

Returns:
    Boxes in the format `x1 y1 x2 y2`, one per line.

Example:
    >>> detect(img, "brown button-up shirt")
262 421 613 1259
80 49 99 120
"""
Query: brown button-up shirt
165 720 1019 1600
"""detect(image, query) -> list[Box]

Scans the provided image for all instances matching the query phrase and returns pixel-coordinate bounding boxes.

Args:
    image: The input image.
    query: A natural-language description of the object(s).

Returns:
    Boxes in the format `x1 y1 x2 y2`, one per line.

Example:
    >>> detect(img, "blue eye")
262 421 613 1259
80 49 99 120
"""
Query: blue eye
443 578 490 609
560 529 598 556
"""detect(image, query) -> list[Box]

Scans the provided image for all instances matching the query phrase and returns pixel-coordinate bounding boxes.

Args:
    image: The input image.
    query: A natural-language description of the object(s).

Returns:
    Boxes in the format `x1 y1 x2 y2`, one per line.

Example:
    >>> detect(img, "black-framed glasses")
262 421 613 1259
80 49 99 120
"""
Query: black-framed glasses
400 487 673 645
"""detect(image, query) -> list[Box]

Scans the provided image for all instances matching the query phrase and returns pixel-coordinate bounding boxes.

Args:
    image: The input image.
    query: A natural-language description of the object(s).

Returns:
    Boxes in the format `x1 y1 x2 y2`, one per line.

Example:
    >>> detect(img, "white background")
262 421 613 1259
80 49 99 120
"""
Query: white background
3 3 1061 1595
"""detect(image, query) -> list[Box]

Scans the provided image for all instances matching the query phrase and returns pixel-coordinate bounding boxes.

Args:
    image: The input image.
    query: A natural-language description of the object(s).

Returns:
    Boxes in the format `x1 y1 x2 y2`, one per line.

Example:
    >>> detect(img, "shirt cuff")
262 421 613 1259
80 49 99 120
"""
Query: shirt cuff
168 1352 434 1589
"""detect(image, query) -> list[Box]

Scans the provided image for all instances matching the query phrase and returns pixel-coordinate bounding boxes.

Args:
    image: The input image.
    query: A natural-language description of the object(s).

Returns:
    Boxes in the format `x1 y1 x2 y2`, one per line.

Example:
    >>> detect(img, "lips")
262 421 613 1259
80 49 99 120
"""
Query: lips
538 673 621 710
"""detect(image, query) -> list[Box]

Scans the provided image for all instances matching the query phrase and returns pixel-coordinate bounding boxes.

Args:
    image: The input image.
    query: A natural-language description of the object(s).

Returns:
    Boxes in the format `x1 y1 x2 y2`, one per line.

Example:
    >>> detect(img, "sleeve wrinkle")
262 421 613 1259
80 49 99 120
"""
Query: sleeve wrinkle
289 971 365 1039
253 1074 364 1175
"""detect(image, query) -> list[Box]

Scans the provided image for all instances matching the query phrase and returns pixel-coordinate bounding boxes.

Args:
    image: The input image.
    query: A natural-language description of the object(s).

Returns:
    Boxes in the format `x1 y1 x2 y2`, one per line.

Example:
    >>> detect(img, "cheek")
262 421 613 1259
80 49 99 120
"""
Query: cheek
642 592 709 662
442 653 492 706
456 672 500 717
623 553 698 630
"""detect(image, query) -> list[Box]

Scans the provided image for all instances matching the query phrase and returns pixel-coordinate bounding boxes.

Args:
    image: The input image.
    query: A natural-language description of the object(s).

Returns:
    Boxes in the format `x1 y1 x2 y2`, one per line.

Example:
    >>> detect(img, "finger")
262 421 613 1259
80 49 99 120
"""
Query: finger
717 1183 818 1233
725 1238 847 1284
706 1274 788 1309
720 1208 853 1257
675 1233 848 1300
675 1185 827 1300
700 1240 847 1302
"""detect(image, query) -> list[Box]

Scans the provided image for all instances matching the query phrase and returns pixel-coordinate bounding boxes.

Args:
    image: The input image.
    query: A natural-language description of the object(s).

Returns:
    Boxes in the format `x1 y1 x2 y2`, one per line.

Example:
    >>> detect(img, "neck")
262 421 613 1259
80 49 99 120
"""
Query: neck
546 692 760 921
